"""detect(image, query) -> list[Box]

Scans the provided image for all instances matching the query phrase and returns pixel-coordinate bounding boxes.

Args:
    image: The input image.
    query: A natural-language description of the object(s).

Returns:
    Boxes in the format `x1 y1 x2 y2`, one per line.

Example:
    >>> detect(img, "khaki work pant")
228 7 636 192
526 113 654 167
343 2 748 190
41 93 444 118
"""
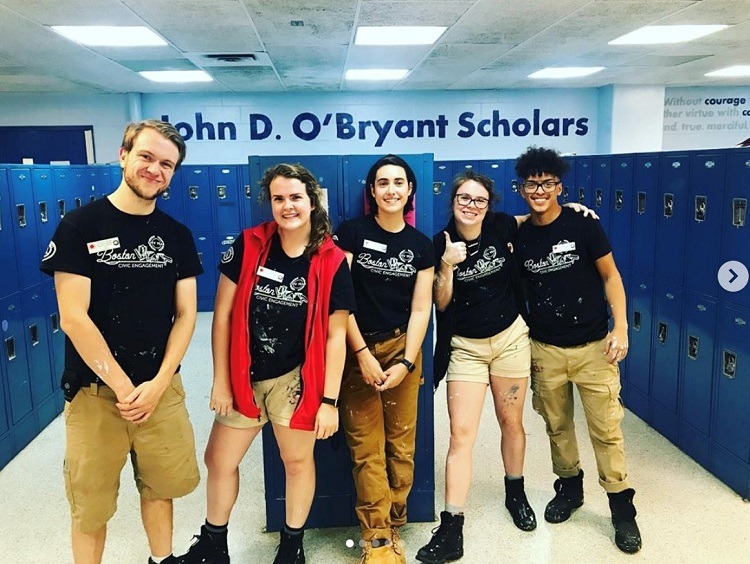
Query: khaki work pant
530 338 630 493
340 332 422 540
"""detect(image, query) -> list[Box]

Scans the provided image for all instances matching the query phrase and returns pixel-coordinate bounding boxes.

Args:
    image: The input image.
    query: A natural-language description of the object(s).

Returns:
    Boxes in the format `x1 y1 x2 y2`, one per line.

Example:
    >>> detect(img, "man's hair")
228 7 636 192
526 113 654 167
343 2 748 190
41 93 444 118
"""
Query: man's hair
515 146 570 180
121 119 187 170
365 154 417 215
259 163 332 258
449 169 498 212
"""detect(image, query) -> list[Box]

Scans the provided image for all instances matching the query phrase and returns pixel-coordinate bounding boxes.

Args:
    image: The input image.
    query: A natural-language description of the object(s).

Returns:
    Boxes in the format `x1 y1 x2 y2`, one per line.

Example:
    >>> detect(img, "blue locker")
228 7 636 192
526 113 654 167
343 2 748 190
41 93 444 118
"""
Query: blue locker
81 167 99 206
478 160 506 214
109 164 122 193
20 286 54 411
0 169 21 299
42 279 64 390
0 348 9 439
183 166 214 233
156 169 187 226
625 273 653 421
194 232 216 312
0 294 33 427
52 167 75 222
574 156 593 209
212 166 242 233
96 166 112 200
31 167 58 265
239 164 253 229
650 283 682 444
720 150 750 308
678 293 717 468
618 269 629 400
711 302 750 498
655 154 689 286
0 432 12 471
560 156 576 206
432 161 453 230
592 156 612 237
687 153 725 298
9 168 43 289
630 154 659 276
502 158 528 216
610 155 633 272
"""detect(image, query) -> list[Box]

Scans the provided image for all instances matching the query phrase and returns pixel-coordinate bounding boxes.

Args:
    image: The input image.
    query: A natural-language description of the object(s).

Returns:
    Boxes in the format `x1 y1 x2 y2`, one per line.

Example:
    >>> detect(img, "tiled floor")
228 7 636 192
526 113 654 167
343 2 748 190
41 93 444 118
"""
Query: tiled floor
2 312 748 563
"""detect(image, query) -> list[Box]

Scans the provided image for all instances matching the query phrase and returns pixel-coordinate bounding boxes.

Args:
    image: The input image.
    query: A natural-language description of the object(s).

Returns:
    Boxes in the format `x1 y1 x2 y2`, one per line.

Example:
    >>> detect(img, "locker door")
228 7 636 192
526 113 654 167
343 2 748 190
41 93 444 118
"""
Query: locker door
625 273 653 421
194 233 216 312
687 153 725 298
433 161 453 231
574 156 593 209
655 154 689 286
183 166 214 233
95 166 111 201
32 168 58 266
156 168 187 226
52 167 75 223
109 164 122 192
678 293 716 467
592 156 612 237
0 359 10 469
42 280 64 391
560 156 576 206
720 150 750 308
20 287 56 428
650 283 682 444
503 157 528 216
9 168 43 289
82 167 98 206
71 166 88 210
239 164 253 229
212 166 241 234
631 154 659 276
0 169 21 299
610 155 633 272
478 160 506 213
0 295 33 426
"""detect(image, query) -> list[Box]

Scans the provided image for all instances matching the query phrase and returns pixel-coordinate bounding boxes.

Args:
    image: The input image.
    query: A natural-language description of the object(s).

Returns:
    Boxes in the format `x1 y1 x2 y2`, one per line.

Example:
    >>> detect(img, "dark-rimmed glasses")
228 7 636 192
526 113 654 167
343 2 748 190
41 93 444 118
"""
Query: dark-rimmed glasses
521 179 561 193
455 193 490 209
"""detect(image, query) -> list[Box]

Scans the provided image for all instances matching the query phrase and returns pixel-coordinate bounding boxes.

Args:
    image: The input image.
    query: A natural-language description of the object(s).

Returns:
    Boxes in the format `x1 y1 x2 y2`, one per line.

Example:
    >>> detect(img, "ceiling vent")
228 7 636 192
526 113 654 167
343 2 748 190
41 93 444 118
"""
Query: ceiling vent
184 51 272 67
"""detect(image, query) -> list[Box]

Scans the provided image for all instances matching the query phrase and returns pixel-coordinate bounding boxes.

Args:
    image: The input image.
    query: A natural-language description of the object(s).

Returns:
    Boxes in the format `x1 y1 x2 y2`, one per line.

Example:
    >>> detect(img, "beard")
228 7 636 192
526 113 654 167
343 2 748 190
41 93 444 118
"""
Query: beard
124 169 167 201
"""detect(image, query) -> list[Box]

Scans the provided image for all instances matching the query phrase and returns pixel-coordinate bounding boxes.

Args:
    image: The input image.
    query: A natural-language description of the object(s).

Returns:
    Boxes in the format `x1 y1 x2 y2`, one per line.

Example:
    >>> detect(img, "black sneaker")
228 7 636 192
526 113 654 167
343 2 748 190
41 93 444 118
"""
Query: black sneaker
415 511 464 564
544 470 584 523
608 488 642 554
178 525 230 564
273 529 305 564
149 557 177 564
505 476 537 531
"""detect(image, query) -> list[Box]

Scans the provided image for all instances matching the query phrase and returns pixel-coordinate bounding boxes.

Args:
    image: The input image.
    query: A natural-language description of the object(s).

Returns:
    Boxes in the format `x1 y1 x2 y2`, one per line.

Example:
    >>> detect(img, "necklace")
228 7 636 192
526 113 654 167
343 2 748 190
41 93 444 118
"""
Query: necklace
465 233 482 257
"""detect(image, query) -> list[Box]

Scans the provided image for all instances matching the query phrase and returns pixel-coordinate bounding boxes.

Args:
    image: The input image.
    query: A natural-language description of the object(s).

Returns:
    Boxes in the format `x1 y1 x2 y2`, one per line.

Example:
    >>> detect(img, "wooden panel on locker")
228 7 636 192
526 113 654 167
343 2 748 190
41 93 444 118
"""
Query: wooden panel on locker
0 168 21 299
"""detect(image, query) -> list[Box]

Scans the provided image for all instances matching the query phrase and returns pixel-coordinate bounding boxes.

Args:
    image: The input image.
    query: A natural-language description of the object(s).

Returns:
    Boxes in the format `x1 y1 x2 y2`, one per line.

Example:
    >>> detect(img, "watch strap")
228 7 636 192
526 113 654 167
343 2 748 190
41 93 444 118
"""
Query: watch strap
321 396 339 408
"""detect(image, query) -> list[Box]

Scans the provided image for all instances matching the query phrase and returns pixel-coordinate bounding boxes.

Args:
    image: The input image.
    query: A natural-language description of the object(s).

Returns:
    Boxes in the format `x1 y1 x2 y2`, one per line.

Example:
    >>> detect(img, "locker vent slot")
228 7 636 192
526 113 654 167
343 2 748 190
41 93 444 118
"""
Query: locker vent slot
39 201 48 223
663 193 674 218
722 350 737 379
189 186 199 200
658 322 667 345
50 312 60 333
732 198 746 227
633 310 641 331
5 336 15 360
595 189 602 208
688 335 699 360
695 196 707 222
17 204 26 228
615 190 623 211
637 192 646 214
578 188 585 204
217 185 227 199
29 324 39 346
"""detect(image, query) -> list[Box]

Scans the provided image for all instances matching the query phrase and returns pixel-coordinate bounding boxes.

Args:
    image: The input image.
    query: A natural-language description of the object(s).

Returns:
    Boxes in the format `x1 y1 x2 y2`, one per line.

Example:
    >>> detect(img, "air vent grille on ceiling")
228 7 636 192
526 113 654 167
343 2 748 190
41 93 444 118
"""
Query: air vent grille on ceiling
184 52 272 67
205 54 256 63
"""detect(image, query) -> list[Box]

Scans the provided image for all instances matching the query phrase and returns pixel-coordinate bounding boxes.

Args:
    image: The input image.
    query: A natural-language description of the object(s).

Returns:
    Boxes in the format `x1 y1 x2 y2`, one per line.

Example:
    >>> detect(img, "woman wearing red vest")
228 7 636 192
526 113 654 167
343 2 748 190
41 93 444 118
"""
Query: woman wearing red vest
181 163 355 564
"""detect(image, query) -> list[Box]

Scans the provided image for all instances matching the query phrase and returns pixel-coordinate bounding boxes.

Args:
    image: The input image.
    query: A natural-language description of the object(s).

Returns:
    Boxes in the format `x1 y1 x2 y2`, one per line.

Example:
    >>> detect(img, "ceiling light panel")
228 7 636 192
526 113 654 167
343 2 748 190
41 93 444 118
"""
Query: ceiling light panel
705 65 750 77
139 70 212 83
355 26 447 46
528 67 605 79
51 26 167 47
609 25 729 45
345 69 409 81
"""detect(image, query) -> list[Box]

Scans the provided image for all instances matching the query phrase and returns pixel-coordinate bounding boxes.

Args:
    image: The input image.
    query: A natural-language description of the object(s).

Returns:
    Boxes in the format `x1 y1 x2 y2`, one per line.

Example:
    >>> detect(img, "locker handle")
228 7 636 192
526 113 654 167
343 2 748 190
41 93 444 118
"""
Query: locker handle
732 198 746 227
658 322 667 345
695 196 707 222
5 336 15 361
722 350 737 379
633 310 641 332
50 312 60 333
39 201 48 223
29 323 39 346
595 189 602 208
75 197 82 208
663 193 674 218
58 199 66 218
687 335 699 360
578 187 585 204
17 204 27 228
244 184 252 199
217 185 227 200
615 189 623 211
562 186 569 203
89 195 96 203
432 181 443 195
161 187 171 201
510 179 519 194
637 191 646 214
189 185 199 200
197 251 203 265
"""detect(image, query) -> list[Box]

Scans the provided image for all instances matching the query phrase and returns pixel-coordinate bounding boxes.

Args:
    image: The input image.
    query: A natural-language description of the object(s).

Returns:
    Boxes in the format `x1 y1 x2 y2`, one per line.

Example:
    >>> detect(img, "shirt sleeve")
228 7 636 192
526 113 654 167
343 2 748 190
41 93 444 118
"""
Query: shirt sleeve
218 235 245 284
584 215 612 261
417 231 437 270
329 260 356 314
332 220 356 253
176 225 204 280
433 230 447 262
39 218 93 278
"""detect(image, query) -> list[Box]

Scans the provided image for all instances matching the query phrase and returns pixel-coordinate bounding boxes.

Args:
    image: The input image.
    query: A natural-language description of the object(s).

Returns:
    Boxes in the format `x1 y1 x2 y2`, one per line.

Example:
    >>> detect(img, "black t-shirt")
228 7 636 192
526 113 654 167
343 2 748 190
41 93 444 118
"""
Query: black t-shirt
219 233 355 381
433 213 520 338
515 206 611 346
39 197 203 384
333 215 435 334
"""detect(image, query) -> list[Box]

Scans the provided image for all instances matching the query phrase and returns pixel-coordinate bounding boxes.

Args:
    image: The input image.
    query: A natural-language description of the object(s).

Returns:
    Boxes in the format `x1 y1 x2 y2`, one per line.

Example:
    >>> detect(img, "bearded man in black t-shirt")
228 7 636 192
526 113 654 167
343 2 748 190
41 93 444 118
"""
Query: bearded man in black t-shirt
514 146 642 555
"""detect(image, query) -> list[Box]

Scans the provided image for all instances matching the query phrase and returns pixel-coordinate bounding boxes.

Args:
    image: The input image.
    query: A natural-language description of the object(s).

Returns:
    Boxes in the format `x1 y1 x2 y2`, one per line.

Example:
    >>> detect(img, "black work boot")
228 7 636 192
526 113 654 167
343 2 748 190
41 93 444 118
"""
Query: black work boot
149 557 177 564
273 529 305 564
179 525 230 563
544 470 584 523
415 511 464 564
608 488 642 554
504 476 537 531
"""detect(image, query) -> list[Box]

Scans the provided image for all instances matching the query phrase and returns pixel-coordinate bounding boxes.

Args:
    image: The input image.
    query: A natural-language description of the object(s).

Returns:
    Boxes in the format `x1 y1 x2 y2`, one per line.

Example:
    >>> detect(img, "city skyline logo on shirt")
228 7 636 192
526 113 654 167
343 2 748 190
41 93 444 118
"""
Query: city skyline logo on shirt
524 239 580 274
357 252 417 278
457 245 506 282
95 237 174 269
254 280 308 307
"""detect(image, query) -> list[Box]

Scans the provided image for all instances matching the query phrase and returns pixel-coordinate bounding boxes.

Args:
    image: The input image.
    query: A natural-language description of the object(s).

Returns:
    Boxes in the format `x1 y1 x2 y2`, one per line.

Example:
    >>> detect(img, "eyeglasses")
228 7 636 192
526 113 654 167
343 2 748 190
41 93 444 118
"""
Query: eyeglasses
521 179 561 193
455 193 490 209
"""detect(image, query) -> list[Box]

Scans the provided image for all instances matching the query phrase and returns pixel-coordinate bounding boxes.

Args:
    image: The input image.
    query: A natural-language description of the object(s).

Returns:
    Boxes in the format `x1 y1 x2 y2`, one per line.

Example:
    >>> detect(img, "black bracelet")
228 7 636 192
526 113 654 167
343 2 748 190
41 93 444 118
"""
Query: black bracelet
354 345 368 355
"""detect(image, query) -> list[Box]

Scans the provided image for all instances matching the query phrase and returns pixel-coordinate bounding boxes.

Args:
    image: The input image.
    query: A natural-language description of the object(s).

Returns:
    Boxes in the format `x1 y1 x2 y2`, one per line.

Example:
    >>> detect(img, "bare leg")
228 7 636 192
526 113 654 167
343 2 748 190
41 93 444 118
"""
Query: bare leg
71 525 106 564
141 498 173 557
272 424 316 528
489 376 529 476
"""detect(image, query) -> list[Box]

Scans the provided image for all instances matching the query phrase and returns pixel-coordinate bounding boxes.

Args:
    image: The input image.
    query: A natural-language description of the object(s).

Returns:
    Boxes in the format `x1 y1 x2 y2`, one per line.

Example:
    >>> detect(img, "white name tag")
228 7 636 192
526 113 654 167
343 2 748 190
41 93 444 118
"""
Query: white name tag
87 237 120 254
552 242 576 254
257 266 284 283
363 239 387 253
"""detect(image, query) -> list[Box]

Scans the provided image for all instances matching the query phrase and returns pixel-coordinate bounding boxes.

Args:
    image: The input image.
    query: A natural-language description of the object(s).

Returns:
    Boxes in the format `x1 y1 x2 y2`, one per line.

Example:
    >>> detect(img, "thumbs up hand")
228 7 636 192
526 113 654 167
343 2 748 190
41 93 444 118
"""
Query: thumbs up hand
442 231 467 268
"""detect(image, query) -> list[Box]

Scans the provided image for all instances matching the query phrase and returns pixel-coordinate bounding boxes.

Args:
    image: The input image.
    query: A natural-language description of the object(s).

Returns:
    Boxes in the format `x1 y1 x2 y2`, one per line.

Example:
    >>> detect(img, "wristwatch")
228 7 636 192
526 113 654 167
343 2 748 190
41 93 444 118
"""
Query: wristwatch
321 396 339 408
399 358 416 373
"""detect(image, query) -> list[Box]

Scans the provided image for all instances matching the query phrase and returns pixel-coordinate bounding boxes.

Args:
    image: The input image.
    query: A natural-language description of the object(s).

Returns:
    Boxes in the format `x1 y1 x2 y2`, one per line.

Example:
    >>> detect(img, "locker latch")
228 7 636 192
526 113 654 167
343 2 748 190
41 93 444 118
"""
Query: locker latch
562 186 569 203
197 251 203 265
637 192 646 215
615 190 623 211
162 187 171 201
17 204 26 228
189 186 199 200
432 181 443 195
75 197 82 208
722 350 737 378
695 196 707 222
595 189 602 208
658 322 667 345
58 200 66 218
687 335 699 360
633 310 641 331
578 188 585 204
50 312 59 333
244 185 252 199
5 336 15 361
39 201 48 224
663 193 674 218
217 185 227 200
29 324 39 346
732 198 746 227
510 179 519 195
89 195 96 203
